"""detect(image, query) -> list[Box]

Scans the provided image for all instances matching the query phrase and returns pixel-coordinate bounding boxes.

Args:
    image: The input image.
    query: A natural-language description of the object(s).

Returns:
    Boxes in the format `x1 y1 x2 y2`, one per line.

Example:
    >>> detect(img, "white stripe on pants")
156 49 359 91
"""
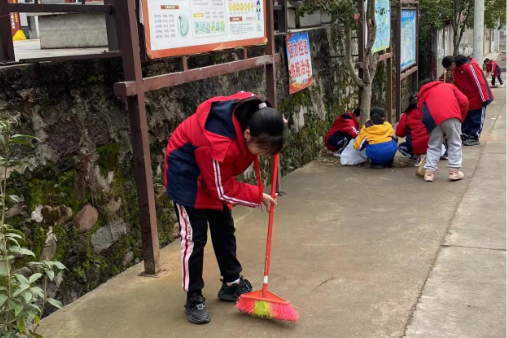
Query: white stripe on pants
425 118 463 171
176 204 194 292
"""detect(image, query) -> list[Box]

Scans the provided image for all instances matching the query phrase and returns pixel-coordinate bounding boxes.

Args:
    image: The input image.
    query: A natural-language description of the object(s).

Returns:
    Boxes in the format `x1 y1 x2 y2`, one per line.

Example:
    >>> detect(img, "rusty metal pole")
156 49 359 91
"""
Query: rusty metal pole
104 0 120 52
265 0 276 106
264 0 282 193
357 0 365 104
386 15 394 122
0 0 15 62
415 3 419 87
395 4 402 120
386 58 393 122
116 0 162 276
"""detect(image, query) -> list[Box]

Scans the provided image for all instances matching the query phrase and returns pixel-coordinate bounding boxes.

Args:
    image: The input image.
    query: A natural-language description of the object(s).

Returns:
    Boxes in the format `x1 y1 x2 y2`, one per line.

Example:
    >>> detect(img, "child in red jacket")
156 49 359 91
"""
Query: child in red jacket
442 55 493 146
164 92 284 324
484 58 504 88
418 79 469 182
396 94 430 166
324 108 361 156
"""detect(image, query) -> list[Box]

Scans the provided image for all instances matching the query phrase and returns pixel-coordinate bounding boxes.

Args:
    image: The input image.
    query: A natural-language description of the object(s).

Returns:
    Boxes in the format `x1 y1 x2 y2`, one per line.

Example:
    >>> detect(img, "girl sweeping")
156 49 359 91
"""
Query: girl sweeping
395 94 430 166
164 92 285 324
353 107 397 168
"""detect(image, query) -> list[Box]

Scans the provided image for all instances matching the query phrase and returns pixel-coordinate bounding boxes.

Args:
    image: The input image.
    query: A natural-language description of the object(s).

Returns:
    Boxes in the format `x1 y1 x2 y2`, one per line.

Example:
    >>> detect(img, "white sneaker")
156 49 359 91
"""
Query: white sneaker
333 151 341 158
501 83 505 88
424 170 436 182
414 154 426 167
449 169 464 181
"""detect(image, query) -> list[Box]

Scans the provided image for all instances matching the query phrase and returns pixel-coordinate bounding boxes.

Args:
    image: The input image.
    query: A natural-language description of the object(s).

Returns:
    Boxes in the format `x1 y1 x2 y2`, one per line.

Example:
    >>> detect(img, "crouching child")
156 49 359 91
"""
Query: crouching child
324 108 361 157
354 107 397 168
396 94 430 167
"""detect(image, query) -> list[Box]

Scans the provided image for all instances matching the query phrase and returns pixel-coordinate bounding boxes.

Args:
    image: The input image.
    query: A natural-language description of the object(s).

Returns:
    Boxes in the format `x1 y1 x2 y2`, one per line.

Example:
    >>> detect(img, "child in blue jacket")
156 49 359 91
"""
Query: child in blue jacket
353 107 397 167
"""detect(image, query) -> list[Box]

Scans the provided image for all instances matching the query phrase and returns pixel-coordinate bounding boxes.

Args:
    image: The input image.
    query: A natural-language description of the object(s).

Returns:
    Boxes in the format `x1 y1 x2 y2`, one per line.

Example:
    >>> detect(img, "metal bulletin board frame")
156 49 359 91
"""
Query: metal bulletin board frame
357 0 394 122
395 0 419 120
140 0 268 59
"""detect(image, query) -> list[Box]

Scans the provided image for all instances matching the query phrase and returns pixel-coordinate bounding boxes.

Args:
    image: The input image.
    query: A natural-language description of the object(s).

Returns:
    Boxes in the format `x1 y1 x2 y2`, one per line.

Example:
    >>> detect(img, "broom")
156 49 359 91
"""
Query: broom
236 154 299 322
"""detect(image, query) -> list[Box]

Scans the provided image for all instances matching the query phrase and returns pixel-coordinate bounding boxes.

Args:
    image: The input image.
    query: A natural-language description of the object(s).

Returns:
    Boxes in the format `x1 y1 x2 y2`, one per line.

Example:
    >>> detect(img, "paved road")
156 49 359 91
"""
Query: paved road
40 88 506 338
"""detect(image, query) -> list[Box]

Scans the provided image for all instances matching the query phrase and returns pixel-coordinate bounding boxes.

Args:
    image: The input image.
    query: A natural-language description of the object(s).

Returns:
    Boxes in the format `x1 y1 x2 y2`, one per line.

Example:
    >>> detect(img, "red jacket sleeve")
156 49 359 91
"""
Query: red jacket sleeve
395 113 408 138
452 85 469 121
466 63 490 103
342 122 360 138
197 151 262 208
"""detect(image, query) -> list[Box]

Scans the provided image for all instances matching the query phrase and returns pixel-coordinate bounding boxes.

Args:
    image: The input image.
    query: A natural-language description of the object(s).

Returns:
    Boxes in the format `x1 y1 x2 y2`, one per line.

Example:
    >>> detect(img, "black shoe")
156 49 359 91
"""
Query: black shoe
185 292 211 324
463 138 480 146
217 276 253 302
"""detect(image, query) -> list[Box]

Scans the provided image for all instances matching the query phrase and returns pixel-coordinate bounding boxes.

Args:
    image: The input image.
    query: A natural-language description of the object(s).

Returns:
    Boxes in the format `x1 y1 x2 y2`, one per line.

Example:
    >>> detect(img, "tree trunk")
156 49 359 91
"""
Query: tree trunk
360 84 373 126
453 24 460 55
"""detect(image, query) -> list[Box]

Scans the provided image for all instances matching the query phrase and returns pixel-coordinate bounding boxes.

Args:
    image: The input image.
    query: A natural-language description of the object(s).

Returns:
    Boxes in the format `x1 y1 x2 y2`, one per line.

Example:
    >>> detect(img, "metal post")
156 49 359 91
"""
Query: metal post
395 4 402 120
473 0 484 61
415 3 419 87
265 0 276 107
386 55 393 122
357 0 365 103
104 0 119 52
116 0 162 276
264 0 282 193
0 0 15 62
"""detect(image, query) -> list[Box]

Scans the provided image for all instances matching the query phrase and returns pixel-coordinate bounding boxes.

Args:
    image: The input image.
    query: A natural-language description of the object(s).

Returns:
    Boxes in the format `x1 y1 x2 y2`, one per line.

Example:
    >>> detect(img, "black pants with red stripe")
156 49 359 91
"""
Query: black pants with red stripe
174 203 242 293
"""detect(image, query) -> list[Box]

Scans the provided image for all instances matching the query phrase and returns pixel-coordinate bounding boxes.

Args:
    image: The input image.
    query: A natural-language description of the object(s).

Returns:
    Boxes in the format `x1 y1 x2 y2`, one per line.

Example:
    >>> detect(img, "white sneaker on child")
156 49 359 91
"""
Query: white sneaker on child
424 169 435 182
414 154 426 167
501 83 505 88
333 151 341 158
449 169 464 181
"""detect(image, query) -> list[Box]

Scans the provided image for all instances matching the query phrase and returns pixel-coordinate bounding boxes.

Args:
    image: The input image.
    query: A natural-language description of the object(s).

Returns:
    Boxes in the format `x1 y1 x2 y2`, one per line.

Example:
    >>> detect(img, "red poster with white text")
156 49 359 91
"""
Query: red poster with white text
286 32 314 94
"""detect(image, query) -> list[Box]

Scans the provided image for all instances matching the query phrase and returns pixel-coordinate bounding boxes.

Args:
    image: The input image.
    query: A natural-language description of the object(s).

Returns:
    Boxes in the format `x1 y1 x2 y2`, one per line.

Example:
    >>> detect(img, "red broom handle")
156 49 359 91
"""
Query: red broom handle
262 153 279 297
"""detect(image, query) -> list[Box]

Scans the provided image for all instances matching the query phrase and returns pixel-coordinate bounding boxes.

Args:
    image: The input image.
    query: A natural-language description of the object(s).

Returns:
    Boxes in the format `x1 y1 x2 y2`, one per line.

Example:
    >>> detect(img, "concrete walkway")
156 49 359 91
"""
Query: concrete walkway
39 89 506 338
405 88 506 338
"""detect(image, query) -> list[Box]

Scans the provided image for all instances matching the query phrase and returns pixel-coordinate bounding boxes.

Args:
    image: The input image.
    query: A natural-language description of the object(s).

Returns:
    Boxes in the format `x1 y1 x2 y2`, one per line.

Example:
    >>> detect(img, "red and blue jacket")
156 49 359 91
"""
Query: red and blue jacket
418 81 469 133
453 58 494 110
395 107 430 155
486 60 502 77
324 112 360 151
164 92 263 210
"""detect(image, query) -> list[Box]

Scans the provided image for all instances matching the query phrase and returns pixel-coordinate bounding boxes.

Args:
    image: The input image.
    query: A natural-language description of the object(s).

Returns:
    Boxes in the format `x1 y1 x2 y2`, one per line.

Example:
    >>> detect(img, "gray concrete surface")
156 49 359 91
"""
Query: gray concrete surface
38 90 505 337
405 87 506 338
13 39 108 61
39 13 107 49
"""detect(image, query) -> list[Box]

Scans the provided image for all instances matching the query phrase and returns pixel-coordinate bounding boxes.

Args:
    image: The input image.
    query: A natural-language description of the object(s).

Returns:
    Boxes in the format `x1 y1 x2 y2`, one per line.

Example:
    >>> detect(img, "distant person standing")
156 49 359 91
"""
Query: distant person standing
442 55 494 146
484 58 504 88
